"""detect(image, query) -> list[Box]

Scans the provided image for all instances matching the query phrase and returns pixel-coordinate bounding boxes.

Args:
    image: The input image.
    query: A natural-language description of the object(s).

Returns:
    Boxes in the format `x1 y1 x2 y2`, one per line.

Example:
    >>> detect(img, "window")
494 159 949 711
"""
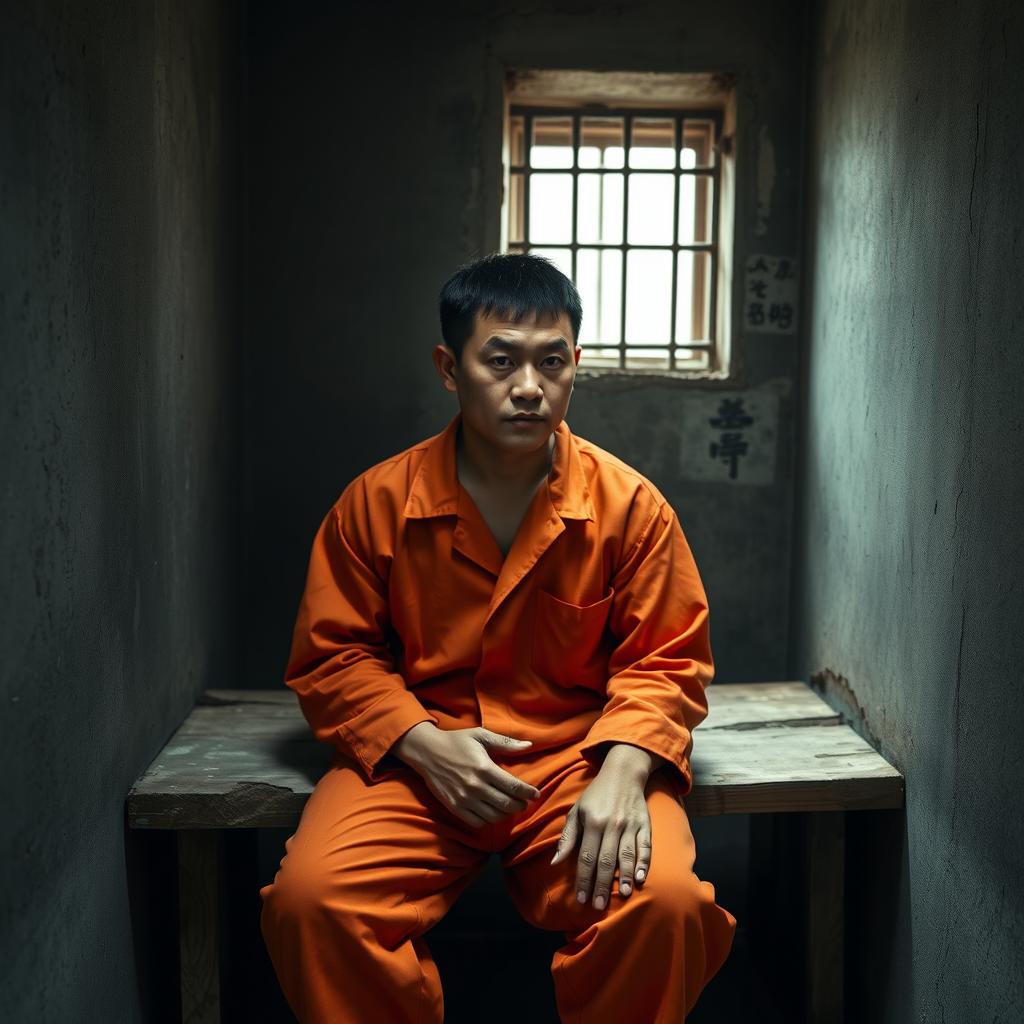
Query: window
502 74 735 377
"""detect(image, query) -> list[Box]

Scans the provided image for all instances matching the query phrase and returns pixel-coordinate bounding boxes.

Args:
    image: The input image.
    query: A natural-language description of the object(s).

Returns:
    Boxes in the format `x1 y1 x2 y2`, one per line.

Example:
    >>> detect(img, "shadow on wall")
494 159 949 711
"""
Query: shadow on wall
805 670 913 1020
845 807 913 1023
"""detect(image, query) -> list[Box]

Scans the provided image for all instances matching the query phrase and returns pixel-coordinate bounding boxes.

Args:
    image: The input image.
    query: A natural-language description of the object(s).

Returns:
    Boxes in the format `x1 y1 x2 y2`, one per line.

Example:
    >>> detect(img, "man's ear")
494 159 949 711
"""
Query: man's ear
432 343 459 393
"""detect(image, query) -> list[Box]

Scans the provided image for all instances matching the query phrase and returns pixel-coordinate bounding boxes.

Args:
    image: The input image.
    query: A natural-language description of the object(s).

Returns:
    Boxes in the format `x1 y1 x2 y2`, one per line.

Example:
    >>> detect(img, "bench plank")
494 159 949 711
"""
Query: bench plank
702 681 842 729
685 722 904 815
128 682 903 1024
128 683 903 828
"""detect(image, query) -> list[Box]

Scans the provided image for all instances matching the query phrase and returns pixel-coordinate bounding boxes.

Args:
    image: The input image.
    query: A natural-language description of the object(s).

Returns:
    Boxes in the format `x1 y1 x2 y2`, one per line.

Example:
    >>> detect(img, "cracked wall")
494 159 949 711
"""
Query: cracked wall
793 0 1024 1019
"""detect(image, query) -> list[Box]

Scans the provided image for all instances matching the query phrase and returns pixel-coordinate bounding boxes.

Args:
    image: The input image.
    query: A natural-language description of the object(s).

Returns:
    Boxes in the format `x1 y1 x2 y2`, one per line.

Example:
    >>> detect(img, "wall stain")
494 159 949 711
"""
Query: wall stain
808 667 882 751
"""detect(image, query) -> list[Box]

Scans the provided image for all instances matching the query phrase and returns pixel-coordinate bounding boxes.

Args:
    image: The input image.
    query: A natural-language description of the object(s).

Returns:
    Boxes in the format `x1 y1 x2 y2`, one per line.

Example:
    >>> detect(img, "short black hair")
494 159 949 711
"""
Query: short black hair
438 252 583 361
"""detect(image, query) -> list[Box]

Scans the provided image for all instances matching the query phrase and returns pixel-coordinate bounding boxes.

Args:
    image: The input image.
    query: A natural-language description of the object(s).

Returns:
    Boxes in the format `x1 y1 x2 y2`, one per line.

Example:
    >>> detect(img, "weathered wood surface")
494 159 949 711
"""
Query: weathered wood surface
684 722 904 815
701 680 841 729
127 682 904 827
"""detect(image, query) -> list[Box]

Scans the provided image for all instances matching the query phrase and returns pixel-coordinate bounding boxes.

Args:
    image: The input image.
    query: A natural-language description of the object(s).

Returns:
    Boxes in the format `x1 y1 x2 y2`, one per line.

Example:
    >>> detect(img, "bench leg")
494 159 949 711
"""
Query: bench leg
178 830 224 1024
803 811 845 1024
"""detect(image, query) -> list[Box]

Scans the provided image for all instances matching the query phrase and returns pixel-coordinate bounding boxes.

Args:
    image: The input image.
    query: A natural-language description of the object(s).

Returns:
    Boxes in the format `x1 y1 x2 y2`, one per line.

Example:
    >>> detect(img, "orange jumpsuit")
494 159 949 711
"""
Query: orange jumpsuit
260 410 737 1022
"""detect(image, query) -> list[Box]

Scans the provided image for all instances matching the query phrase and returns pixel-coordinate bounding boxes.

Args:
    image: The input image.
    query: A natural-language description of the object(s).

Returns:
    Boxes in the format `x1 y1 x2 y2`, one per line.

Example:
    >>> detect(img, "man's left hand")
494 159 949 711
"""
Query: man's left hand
549 744 665 909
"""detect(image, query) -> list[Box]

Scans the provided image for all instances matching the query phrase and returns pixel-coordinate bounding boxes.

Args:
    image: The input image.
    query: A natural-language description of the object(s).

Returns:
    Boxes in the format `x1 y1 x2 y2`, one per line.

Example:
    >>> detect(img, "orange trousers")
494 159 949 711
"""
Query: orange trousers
259 738 737 1023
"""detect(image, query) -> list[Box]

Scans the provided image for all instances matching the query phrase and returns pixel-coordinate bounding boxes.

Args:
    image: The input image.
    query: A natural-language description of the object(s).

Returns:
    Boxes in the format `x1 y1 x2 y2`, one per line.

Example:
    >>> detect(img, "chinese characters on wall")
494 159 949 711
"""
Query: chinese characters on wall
673 255 791 484
744 254 798 333
709 398 753 480
678 389 780 485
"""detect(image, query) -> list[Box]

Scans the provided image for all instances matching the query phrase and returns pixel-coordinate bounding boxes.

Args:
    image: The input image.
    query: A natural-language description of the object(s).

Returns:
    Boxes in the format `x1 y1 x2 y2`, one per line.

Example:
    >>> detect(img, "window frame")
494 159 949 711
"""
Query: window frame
504 103 727 376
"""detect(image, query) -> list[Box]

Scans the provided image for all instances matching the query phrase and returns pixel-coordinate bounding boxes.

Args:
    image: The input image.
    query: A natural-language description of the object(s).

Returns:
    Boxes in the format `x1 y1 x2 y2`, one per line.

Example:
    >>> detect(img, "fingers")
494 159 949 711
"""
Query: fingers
421 727 541 827
473 733 541 804
570 821 602 907
477 781 531 815
467 799 503 823
577 819 625 910
474 768 541 819
475 728 533 751
464 772 541 824
616 828 637 897
455 805 487 828
427 780 489 827
634 828 652 885
552 813 651 908
549 805 579 866
616 823 650 896
456 786 512 827
491 768 541 803
465 735 542 822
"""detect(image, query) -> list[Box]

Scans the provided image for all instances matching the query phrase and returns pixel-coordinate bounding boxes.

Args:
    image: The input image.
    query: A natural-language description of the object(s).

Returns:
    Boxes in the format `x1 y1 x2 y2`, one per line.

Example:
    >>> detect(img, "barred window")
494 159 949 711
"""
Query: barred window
505 106 725 375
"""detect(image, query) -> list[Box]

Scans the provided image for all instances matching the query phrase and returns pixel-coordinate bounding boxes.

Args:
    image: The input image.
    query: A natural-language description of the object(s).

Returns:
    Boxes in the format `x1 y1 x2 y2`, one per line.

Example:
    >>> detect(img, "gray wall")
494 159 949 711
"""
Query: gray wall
0 3 239 1021
242 0 806 689
794 0 1023 1020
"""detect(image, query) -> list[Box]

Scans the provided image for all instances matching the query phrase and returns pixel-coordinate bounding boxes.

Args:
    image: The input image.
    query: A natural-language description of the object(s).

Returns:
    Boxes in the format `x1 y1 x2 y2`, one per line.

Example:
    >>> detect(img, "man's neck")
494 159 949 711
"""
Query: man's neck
456 420 555 496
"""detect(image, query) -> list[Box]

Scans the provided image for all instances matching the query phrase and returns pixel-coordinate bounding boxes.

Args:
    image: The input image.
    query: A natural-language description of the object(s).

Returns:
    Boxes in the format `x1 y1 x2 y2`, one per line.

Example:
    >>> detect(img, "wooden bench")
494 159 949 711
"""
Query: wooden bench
127 681 904 1024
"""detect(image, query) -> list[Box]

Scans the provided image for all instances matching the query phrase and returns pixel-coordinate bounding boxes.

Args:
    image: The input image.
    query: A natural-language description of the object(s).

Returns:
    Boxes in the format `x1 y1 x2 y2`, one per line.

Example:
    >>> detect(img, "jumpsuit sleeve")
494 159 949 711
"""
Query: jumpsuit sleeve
284 478 439 782
577 498 714 798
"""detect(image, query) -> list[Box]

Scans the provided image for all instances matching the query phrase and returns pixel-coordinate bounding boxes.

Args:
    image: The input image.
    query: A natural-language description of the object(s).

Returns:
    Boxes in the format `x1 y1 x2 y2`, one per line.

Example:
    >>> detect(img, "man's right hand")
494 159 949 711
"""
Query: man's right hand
391 722 542 827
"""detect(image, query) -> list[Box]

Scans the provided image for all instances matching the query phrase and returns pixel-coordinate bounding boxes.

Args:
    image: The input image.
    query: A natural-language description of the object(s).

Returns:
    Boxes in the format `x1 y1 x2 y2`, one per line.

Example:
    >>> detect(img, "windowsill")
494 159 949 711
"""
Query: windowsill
574 366 738 386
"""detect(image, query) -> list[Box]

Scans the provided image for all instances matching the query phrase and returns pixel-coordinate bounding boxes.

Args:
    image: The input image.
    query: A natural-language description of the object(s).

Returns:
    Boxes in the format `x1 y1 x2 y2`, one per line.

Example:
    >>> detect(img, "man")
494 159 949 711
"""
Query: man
260 253 737 1022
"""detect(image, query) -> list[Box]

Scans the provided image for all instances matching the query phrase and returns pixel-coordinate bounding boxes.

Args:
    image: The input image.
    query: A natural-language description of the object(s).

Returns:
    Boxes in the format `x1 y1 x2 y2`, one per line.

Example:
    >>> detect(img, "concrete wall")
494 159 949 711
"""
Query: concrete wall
0 3 239 1021
794 0 1023 1019
242 0 806 690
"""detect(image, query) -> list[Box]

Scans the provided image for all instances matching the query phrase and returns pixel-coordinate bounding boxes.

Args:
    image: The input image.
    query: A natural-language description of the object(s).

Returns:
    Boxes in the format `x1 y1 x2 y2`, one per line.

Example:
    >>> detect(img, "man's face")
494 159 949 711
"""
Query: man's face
434 307 582 455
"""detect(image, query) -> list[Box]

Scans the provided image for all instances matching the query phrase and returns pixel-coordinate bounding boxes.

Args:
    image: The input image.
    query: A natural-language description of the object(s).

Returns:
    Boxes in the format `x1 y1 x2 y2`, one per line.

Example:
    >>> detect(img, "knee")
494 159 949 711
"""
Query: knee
260 850 420 955
637 867 717 936
260 850 334 928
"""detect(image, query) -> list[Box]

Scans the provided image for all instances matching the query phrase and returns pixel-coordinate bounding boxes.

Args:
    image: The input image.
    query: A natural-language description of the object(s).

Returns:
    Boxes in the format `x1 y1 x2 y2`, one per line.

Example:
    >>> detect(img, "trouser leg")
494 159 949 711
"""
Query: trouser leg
259 756 491 1024
499 757 737 1023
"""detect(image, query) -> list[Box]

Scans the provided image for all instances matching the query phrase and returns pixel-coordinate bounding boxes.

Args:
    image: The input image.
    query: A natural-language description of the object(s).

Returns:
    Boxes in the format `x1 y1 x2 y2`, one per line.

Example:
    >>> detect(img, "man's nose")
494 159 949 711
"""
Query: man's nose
512 365 543 397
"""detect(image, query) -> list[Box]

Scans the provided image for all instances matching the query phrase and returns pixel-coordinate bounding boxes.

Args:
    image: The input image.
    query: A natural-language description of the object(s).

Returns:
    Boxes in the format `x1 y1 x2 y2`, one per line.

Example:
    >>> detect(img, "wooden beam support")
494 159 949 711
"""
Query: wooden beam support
178 830 224 1024
803 810 845 1024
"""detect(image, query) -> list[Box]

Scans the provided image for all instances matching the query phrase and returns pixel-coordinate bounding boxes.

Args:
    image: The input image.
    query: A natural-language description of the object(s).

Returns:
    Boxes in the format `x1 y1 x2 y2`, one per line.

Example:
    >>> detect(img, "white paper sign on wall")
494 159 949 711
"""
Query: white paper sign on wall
679 390 779 485
744 254 798 334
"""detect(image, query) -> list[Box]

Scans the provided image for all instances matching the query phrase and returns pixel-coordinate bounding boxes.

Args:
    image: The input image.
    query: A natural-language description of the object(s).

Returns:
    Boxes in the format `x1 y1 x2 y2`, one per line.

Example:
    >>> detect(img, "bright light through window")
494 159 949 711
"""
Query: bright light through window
505 108 721 373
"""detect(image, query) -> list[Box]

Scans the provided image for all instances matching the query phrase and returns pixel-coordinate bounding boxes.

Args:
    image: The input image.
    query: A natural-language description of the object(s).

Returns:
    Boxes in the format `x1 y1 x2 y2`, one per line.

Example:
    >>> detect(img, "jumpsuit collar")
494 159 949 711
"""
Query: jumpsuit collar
402 410 595 524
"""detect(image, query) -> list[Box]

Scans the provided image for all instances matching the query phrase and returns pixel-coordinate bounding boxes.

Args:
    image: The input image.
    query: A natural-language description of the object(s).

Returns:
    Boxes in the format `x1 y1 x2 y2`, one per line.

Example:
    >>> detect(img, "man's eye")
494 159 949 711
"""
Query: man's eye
490 355 563 368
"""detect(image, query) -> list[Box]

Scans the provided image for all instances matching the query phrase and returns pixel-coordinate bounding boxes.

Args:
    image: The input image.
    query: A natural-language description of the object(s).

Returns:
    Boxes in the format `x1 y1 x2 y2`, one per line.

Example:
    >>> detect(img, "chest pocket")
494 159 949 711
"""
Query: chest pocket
530 586 615 692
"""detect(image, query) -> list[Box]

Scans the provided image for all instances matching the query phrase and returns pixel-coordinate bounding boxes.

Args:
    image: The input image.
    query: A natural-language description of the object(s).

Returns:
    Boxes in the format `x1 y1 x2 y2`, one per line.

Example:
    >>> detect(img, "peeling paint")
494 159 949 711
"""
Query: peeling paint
808 668 883 751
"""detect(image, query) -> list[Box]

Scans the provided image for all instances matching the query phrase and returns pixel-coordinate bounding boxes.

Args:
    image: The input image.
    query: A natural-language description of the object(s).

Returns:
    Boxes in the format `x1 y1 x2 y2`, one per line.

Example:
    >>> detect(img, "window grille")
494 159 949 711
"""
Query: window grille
506 106 723 373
